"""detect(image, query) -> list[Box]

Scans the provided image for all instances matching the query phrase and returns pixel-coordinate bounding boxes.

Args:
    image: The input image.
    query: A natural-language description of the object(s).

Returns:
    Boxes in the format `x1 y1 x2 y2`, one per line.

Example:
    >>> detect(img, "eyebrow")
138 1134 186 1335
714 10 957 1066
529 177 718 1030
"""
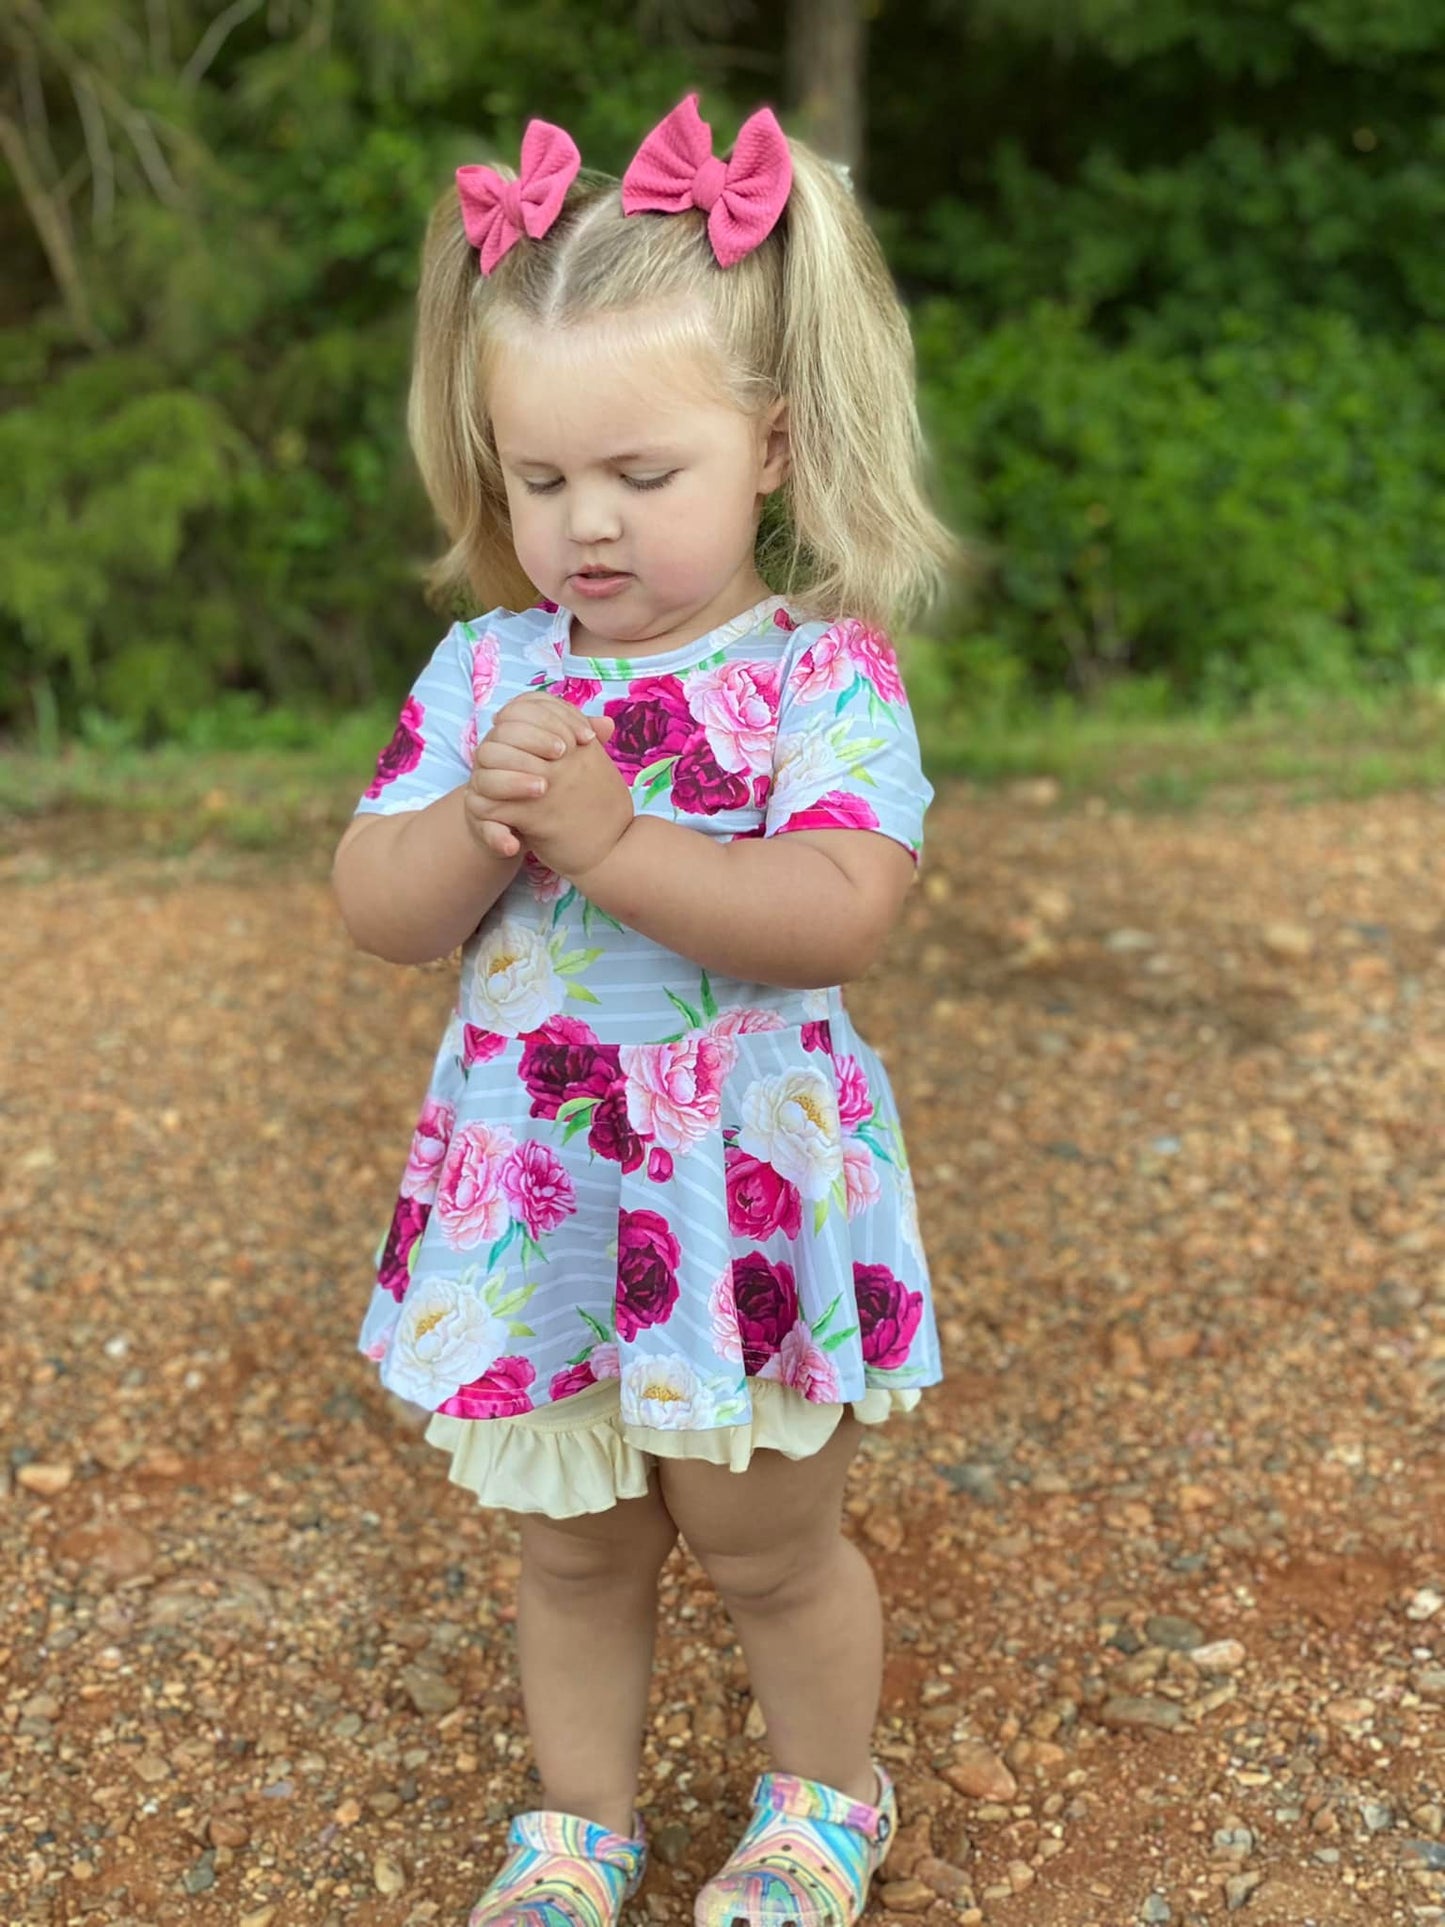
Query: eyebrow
503 448 680 467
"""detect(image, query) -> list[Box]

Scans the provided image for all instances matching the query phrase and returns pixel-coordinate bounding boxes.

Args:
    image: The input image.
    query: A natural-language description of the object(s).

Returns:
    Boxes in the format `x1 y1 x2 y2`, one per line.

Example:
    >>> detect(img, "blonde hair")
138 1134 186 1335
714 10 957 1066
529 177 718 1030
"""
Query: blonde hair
408 122 968 633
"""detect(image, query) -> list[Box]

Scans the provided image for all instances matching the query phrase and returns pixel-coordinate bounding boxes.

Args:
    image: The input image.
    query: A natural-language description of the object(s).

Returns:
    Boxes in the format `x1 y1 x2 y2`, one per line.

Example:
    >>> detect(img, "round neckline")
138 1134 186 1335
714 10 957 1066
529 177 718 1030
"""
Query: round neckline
547 593 793 679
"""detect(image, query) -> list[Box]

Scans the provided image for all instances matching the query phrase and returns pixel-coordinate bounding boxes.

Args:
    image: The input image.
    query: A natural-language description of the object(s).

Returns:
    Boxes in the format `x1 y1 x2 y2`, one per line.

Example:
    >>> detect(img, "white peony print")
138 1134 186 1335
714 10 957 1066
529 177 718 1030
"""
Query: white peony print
737 1065 843 1199
621 1354 716 1430
386 1270 508 1405
465 917 566 1034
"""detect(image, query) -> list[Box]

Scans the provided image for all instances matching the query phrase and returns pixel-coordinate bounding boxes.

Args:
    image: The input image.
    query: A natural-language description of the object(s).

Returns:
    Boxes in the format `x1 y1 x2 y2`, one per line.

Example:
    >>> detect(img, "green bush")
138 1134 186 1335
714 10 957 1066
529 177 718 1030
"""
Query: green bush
919 300 1445 704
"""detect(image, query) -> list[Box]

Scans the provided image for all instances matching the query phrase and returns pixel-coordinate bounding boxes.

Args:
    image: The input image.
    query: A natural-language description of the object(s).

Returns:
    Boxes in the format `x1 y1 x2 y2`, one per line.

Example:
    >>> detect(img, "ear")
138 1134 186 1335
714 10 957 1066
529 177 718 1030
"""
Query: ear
758 397 790 492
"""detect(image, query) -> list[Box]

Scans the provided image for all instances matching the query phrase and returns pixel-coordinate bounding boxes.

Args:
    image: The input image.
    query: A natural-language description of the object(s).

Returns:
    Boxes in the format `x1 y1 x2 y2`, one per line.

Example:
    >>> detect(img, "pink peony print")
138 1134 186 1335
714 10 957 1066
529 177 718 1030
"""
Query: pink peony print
842 1139 882 1219
773 607 798 631
791 619 907 707
364 695 425 797
461 713 479 767
550 674 603 706
603 675 695 782
521 850 570 904
500 1139 577 1238
400 1098 456 1203
648 1145 674 1183
759 1322 842 1403
471 629 501 705
619 1033 731 1155
435 1120 516 1248
462 1025 508 1069
800 1019 833 1055
834 1053 872 1130
725 1147 803 1241
854 1262 924 1370
707 1264 744 1364
684 659 781 775
731 1252 800 1375
535 596 560 613
615 1208 682 1340
670 731 752 815
590 1341 621 1379
774 790 880 837
708 1006 787 1044
439 1354 536 1418
378 1194 430 1302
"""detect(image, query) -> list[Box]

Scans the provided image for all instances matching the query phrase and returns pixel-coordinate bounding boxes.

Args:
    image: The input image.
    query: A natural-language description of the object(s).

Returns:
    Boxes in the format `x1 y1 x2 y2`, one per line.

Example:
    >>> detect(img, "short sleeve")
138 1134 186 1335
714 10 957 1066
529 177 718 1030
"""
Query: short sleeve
352 618 499 818
762 618 935 865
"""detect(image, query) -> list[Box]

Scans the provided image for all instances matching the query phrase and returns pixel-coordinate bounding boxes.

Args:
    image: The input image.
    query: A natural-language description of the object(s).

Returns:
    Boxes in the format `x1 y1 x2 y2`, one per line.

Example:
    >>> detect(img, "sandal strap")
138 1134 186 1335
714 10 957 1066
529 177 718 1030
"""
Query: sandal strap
748 1767 895 1846
506 1809 648 1880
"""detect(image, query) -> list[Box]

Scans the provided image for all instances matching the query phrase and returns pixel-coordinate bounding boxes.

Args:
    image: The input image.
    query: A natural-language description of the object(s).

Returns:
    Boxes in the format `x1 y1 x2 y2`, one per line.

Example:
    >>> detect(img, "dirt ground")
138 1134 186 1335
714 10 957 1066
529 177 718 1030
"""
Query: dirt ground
3 779 1442 1927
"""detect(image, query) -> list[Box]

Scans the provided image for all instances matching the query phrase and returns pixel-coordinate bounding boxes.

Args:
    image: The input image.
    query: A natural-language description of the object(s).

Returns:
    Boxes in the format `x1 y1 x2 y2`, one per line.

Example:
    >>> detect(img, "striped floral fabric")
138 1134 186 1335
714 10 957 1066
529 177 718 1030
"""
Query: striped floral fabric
695 1766 897 1927
467 1809 647 1927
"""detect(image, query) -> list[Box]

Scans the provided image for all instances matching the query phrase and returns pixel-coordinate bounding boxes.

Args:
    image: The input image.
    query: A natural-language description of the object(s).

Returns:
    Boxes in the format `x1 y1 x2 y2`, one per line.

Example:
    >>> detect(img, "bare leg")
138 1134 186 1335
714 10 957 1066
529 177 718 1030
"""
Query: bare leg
658 1415 881 1805
516 1480 679 1837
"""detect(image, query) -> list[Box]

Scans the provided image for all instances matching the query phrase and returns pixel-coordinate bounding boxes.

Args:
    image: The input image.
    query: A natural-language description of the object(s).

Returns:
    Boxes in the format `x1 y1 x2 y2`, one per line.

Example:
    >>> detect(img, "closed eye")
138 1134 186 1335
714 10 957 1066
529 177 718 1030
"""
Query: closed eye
520 472 678 496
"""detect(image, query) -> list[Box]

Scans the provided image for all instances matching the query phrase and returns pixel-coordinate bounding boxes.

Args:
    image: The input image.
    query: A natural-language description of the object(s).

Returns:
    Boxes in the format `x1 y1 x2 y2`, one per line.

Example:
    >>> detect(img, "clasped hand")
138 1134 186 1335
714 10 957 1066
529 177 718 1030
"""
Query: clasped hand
464 692 634 877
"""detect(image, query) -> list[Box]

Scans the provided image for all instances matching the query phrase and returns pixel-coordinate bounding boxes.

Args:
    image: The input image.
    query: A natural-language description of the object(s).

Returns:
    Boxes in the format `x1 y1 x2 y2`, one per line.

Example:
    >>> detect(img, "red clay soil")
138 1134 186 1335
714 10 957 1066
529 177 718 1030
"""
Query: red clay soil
2 782 1442 1927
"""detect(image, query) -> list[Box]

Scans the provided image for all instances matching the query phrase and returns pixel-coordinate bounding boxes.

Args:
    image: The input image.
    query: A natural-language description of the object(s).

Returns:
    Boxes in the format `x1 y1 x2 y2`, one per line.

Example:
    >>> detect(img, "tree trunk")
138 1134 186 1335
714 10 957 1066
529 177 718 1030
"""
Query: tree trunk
786 0 866 188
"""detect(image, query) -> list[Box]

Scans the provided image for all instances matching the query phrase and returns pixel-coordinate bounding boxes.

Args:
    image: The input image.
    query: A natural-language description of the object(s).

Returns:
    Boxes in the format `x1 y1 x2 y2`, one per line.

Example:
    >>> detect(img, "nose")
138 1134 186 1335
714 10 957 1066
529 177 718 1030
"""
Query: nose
565 480 623 548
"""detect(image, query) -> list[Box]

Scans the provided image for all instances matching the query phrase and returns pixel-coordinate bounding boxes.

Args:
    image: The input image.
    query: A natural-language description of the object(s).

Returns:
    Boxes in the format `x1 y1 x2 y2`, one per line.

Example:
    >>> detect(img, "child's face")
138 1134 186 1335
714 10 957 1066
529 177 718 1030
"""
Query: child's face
488 314 788 646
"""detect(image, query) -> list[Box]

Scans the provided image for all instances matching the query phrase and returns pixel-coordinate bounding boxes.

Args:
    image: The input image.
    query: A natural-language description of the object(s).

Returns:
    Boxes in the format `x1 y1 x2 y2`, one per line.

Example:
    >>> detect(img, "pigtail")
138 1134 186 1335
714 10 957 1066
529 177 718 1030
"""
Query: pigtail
407 180 537 616
772 143 969 632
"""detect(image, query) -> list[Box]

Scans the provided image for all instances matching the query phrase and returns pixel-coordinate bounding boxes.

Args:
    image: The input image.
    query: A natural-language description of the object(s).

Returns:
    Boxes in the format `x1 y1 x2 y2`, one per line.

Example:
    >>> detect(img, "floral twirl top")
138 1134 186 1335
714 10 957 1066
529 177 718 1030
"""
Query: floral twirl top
349 592 941 1436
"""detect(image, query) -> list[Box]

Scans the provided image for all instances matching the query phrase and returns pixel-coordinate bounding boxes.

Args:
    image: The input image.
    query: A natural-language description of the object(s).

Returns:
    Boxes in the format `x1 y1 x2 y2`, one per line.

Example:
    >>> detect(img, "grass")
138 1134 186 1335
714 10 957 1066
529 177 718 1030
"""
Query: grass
2 682 1441 864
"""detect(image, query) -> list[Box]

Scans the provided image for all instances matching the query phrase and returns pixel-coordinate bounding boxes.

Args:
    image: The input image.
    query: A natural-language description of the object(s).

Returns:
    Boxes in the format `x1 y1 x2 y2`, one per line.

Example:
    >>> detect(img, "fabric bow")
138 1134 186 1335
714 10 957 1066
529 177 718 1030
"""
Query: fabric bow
620 92 792 268
456 119 581 275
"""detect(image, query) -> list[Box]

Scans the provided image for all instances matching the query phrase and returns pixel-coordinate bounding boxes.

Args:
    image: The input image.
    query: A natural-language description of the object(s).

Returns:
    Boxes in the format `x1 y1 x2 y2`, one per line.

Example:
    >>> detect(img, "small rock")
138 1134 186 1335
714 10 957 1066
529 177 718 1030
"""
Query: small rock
1098 1696 1182 1732
1414 1666 1445 1703
1323 1696 1375 1725
915 1856 972 1903
1406 1587 1443 1622
653 1824 691 1868
863 1511 905 1554
1006 1859 1035 1893
1361 1802 1393 1832
1261 921 1312 961
1225 1870 1264 1910
1405 1842 1445 1872
131 1752 170 1783
1106 928 1156 953
207 1814 250 1848
22 1692 62 1720
744 1697 768 1740
180 1850 216 1895
1190 1639 1247 1673
1141 1897 1172 1923
943 1463 1000 1503
53 1519 156 1581
399 1666 459 1717
941 1741 1017 1801
877 1878 934 1912
374 1853 407 1895
1145 1615 1204 1651
17 1461 74 1496
239 1909 278 1927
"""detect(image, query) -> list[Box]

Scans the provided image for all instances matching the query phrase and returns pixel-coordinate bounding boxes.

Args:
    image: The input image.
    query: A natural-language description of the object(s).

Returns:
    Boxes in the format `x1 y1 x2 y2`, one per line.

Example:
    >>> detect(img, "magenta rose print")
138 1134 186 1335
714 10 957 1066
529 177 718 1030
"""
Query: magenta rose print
602 657 780 817
437 1353 536 1419
520 1014 645 1172
775 789 881 836
855 1262 924 1370
364 695 425 798
731 1252 799 1374
725 1146 803 1241
462 1026 508 1071
603 674 696 784
377 1194 430 1302
615 1208 682 1341
551 1309 622 1399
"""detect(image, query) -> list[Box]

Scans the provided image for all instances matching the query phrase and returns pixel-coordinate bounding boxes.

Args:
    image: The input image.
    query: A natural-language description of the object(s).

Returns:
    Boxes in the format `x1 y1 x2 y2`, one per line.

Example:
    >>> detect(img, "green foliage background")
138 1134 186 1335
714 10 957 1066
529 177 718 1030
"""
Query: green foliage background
4 0 1444 747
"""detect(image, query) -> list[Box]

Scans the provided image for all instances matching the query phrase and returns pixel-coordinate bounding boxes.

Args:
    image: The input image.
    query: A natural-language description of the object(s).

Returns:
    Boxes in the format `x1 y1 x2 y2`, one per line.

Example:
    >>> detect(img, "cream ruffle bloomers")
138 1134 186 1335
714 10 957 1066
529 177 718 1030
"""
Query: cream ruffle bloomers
402 1377 922 1519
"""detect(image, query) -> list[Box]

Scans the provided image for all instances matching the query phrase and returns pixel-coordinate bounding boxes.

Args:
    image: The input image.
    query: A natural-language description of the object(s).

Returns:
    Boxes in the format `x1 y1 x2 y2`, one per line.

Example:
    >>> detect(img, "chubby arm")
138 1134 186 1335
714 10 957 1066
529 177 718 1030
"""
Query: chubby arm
565 819 918 990
331 791 524 967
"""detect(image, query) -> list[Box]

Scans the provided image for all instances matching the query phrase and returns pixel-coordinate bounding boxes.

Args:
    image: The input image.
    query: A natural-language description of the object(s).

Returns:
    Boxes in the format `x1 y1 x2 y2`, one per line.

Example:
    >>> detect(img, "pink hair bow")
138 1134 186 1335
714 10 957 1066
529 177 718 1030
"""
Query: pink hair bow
620 92 792 268
456 119 581 275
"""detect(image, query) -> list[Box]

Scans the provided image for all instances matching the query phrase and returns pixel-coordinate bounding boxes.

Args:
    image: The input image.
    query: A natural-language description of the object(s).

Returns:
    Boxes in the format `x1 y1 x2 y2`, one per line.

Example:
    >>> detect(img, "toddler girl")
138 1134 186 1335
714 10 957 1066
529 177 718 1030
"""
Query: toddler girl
332 91 961 1927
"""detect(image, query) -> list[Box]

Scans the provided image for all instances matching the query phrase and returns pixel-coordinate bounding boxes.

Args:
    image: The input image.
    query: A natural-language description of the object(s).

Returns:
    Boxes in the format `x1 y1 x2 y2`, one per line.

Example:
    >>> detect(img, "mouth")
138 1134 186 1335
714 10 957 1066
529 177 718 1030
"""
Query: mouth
572 569 631 581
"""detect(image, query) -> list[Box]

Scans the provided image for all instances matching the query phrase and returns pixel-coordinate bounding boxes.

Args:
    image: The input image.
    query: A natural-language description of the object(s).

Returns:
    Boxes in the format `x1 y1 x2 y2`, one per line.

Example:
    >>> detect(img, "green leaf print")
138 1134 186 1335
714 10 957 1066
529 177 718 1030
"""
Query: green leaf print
555 1094 596 1125
555 884 579 916
634 754 678 787
487 1277 535 1319
485 1221 520 1268
565 981 601 1004
664 987 703 1029
560 1108 596 1144
578 1308 614 1344
812 1196 829 1235
639 765 674 805
699 968 718 1020
581 898 625 938
508 1323 535 1340
853 1120 894 1165
832 672 864 716
553 946 604 974
829 1171 848 1216
813 1292 842 1338
521 1230 546 1264
821 1323 859 1353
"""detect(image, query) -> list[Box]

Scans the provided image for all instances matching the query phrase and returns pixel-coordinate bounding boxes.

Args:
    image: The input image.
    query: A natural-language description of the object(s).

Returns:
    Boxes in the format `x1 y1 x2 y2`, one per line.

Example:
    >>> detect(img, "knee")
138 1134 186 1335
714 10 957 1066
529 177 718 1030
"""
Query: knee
521 1507 678 1598
690 1537 824 1618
